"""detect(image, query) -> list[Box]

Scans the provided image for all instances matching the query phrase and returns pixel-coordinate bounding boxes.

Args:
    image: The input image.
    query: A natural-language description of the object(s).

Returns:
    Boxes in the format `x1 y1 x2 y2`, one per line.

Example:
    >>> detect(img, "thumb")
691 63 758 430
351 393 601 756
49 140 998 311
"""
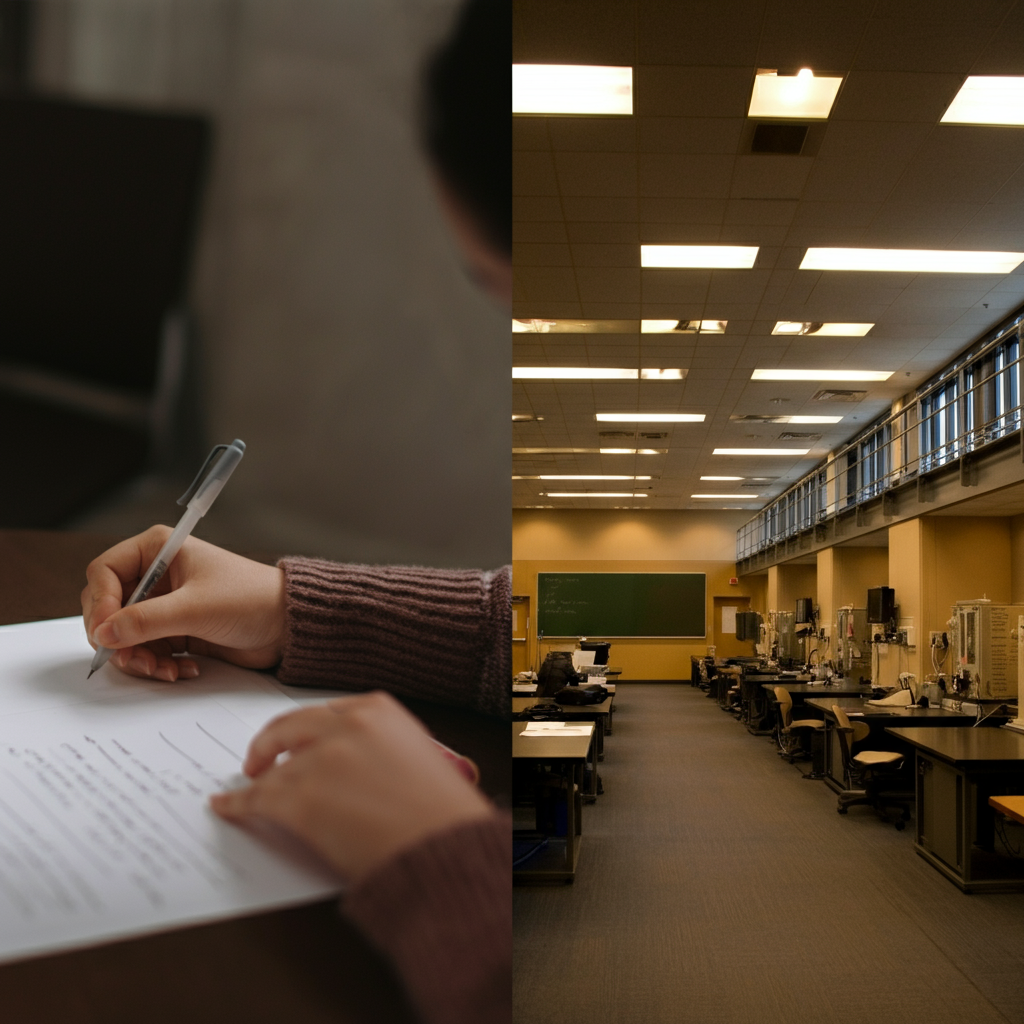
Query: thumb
93 589 203 649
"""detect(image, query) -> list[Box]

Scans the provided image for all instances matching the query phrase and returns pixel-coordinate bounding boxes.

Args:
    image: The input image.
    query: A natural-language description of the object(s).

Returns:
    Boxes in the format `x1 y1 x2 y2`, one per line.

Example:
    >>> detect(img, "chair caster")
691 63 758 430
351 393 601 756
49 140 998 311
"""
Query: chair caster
895 819 906 831
837 805 848 814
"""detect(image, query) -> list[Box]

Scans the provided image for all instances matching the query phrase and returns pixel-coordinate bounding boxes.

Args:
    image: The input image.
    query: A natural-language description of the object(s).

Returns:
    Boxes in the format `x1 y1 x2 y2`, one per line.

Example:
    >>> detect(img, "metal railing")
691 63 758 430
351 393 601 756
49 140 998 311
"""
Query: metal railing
736 311 1024 561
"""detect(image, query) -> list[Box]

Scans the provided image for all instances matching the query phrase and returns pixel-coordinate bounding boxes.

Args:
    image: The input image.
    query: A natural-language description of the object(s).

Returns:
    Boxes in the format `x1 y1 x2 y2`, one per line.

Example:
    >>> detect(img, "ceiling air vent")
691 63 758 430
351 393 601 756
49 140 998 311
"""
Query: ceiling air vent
751 123 808 154
812 389 867 403
639 431 669 439
778 431 821 441
599 430 635 438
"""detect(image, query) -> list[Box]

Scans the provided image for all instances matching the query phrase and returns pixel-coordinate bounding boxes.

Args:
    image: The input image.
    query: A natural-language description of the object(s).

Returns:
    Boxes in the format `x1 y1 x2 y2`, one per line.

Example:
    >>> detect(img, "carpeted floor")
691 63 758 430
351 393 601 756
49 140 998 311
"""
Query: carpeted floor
513 684 1024 1024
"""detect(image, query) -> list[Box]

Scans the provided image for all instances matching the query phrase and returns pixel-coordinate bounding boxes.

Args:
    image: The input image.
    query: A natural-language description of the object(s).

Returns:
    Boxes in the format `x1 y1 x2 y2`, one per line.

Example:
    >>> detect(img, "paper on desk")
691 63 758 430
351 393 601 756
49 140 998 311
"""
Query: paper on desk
0 617 342 965
520 722 592 736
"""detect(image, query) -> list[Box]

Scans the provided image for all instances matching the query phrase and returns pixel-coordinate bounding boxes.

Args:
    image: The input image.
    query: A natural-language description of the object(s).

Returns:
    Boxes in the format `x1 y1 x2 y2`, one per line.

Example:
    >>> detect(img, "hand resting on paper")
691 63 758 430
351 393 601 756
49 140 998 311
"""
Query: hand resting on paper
209 691 493 883
82 526 286 682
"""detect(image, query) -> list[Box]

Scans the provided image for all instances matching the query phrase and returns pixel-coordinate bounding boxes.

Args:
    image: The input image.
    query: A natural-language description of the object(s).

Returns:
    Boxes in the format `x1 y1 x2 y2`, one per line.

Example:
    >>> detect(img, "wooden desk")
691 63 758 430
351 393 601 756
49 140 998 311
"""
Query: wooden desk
989 794 1024 825
513 722 594 883
807 697 969 794
513 696 611 791
886 727 1024 893
0 529 510 1024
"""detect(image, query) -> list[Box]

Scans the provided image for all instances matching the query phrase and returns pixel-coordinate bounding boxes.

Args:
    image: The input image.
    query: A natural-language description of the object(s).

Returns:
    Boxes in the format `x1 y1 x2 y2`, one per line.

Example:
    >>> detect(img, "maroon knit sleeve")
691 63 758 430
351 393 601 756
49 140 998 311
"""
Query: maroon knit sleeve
275 561 510 718
343 813 511 1024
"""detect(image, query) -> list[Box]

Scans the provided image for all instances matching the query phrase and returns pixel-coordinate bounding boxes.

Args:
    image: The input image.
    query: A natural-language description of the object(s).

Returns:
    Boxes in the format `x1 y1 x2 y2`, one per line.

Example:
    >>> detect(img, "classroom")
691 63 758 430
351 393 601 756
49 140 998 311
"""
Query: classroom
512 2 1024 1022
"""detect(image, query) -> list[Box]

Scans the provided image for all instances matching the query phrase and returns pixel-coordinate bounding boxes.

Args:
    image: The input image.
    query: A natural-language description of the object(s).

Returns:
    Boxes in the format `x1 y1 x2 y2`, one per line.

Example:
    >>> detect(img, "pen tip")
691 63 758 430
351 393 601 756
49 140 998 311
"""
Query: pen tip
87 668 96 679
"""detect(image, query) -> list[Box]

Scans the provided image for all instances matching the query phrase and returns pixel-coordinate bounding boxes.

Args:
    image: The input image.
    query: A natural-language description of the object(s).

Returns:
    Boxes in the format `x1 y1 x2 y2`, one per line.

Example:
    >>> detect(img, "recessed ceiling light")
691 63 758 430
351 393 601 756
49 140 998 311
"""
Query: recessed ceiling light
713 448 811 456
772 322 874 336
701 476 744 481
800 248 1024 273
512 65 633 115
641 246 758 269
941 76 1024 126
513 413 544 421
599 448 667 454
731 414 843 424
513 448 597 454
641 319 727 334
692 493 761 499
640 368 686 379
513 367 639 379
512 319 557 333
535 475 652 481
544 492 649 498
752 369 892 382
596 412 705 422
747 68 842 120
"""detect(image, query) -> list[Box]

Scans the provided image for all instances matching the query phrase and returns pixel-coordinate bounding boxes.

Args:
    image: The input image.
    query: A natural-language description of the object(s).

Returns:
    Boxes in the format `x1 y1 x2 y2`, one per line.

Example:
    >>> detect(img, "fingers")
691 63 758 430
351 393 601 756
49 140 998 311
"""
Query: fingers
242 705 347 776
92 585 202 651
109 645 200 682
83 526 173 641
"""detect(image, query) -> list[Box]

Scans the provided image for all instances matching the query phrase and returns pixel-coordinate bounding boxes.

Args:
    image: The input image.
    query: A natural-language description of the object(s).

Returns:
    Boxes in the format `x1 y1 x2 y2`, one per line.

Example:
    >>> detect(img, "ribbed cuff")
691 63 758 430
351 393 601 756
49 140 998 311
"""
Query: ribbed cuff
344 814 511 1024
276 560 510 718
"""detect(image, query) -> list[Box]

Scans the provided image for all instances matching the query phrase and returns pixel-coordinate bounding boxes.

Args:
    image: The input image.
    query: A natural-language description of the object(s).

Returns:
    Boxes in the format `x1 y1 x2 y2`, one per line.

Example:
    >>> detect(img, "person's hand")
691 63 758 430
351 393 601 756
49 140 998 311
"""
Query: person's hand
210 691 493 884
82 526 286 682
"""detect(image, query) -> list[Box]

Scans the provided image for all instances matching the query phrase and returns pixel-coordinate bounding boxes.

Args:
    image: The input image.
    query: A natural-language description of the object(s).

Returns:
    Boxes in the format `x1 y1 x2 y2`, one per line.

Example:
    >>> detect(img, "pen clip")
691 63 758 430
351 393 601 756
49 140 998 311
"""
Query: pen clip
177 444 230 506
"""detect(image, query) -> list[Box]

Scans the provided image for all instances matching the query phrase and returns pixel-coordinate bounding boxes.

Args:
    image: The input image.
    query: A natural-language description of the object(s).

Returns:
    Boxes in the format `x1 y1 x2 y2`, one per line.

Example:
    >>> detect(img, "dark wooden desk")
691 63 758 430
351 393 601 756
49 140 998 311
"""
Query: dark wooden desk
512 695 611 774
807 697 969 794
513 722 593 883
886 726 1024 893
0 530 510 1023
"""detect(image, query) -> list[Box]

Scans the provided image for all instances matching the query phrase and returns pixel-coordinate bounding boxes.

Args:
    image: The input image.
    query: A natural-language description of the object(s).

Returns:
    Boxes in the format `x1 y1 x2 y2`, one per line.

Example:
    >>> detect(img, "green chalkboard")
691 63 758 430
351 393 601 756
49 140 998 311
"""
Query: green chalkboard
538 573 706 638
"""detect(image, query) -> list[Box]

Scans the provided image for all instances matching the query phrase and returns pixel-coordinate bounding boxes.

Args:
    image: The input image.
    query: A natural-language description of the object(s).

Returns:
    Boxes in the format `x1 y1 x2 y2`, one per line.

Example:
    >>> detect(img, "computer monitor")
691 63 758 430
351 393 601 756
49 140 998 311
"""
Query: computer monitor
579 640 610 665
867 587 895 625
795 598 814 624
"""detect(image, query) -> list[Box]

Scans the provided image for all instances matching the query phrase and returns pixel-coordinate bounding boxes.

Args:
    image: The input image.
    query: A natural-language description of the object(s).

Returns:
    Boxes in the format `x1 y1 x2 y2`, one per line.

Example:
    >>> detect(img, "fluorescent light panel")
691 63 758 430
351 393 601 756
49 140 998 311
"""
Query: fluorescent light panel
801 248 1024 274
772 321 874 336
513 367 637 380
596 412 705 422
536 475 652 481
701 476 743 481
641 245 758 269
752 369 892 382
747 69 842 120
941 76 1024 126
545 492 649 498
641 319 727 334
512 65 633 115
600 448 666 454
692 494 760 499
714 448 810 456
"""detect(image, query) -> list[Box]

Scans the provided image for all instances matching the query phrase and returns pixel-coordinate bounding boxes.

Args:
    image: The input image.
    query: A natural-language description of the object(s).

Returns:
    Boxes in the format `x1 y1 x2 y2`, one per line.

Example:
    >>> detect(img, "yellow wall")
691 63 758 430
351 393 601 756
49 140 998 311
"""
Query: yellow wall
513 509 759 680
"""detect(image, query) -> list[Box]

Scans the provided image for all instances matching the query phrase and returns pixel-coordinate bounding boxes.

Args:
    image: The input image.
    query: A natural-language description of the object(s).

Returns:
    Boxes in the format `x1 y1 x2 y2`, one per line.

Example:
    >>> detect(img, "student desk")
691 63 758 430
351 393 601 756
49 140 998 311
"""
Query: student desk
886 726 1024 893
513 722 593 883
807 697 969 794
512 696 611 785
0 529 510 1024
512 682 616 732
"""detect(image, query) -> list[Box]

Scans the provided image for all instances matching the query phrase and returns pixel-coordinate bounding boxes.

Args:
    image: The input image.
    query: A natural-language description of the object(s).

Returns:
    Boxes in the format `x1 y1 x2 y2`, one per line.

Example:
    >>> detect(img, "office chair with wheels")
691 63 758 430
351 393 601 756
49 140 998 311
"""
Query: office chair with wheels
772 686 824 776
831 705 912 829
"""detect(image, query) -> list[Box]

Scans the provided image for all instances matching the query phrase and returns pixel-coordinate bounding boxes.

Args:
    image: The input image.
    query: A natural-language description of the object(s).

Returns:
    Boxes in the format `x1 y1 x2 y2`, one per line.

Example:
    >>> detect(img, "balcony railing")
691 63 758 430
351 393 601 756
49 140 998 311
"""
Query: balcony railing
736 312 1024 562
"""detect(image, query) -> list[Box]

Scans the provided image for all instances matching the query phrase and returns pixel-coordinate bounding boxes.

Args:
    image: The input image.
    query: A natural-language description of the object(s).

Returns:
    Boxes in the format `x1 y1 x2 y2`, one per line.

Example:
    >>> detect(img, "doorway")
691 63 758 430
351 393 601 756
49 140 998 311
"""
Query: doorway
713 596 752 659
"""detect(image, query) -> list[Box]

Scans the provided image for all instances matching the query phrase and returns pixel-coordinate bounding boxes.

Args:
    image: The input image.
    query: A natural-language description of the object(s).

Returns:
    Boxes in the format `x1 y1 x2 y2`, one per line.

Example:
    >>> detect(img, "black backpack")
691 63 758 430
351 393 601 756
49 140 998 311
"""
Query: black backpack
555 683 608 706
536 651 582 698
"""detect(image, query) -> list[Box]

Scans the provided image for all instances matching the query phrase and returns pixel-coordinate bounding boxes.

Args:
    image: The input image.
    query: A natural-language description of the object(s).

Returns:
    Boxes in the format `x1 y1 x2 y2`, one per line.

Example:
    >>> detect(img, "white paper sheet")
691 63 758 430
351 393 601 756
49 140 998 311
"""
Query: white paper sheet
721 606 738 633
0 617 343 964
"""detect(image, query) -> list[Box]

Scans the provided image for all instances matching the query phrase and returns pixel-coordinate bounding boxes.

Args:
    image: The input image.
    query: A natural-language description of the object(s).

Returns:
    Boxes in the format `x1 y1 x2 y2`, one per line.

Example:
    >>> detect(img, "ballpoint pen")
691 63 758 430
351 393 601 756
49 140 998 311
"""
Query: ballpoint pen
87 439 247 678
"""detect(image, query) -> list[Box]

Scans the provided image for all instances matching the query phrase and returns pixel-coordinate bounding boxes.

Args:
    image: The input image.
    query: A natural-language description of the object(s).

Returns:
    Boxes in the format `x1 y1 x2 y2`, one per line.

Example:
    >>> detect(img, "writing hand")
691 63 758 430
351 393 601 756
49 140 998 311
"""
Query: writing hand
210 692 493 883
82 526 286 682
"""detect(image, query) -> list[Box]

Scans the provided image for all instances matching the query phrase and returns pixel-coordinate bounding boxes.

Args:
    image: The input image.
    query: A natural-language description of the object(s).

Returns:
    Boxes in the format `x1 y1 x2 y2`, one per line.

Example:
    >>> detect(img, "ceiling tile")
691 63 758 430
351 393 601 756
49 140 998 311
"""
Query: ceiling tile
513 243 574 267
566 221 640 243
513 196 565 222
547 119 639 153
834 70 964 122
514 222 570 244
640 269 712 305
637 117 745 155
513 151 560 196
561 196 639 221
576 267 642 302
513 0 639 63
513 266 580 303
639 154 736 199
636 66 754 118
555 151 638 197
570 243 640 267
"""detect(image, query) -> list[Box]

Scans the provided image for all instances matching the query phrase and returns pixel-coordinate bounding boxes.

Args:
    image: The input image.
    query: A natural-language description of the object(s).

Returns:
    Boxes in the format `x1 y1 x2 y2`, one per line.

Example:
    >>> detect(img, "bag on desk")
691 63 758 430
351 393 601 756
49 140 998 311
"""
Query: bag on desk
554 684 608 706
514 703 567 721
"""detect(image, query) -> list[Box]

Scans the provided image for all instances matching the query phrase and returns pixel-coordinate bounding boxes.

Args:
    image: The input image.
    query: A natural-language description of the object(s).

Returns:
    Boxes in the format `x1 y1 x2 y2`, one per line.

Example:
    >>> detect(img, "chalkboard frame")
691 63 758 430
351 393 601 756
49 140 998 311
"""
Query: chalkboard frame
537 572 706 638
